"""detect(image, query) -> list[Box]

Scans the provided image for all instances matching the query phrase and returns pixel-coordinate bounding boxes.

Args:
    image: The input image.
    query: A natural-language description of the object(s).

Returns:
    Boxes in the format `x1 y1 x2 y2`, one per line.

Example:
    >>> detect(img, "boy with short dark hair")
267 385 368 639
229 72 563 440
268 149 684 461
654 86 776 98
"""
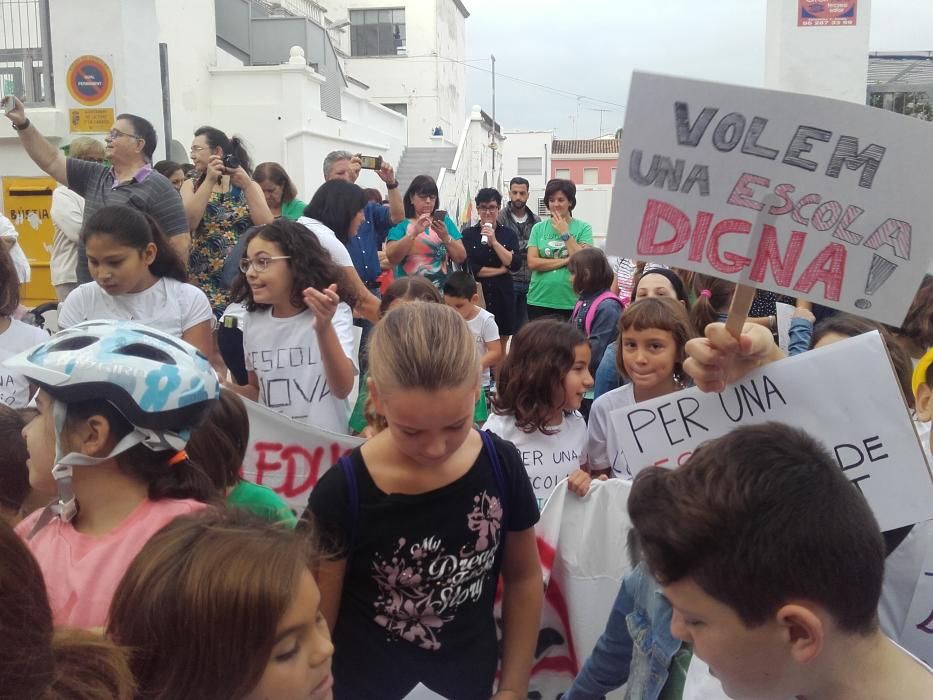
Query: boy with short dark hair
629 421 933 700
443 271 501 422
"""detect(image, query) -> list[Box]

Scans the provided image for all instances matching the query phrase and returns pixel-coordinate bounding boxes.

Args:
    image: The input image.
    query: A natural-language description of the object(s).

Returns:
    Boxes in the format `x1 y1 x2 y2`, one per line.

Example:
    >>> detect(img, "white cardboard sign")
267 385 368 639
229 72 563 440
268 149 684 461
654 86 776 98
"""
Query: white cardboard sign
240 398 363 511
610 332 933 532
606 72 933 325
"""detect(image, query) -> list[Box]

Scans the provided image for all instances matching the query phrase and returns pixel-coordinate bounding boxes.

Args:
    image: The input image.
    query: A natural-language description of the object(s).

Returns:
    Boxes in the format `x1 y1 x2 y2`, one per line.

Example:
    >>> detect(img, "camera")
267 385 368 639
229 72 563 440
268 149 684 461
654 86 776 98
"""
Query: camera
223 154 241 170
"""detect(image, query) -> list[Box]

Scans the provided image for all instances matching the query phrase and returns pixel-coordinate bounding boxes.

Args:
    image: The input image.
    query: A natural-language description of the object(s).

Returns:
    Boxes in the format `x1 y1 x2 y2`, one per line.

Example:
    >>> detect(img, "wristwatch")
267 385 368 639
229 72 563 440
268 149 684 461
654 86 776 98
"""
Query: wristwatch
560 233 570 242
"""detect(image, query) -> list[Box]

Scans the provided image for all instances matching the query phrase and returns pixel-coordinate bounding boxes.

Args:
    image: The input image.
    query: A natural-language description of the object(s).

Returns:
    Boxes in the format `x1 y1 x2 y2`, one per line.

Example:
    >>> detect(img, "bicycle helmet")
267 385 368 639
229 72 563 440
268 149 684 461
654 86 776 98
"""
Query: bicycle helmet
5 320 219 532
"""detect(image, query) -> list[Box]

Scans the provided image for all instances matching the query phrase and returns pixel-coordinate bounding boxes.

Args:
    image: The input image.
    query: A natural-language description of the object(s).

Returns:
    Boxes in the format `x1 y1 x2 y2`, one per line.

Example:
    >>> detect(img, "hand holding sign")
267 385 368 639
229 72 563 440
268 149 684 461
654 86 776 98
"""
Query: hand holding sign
684 321 784 392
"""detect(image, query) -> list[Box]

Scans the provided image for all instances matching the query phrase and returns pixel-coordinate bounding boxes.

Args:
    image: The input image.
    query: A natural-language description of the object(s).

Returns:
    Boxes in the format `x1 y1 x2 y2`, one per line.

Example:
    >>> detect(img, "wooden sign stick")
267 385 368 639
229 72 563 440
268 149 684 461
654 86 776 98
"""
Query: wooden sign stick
724 283 757 339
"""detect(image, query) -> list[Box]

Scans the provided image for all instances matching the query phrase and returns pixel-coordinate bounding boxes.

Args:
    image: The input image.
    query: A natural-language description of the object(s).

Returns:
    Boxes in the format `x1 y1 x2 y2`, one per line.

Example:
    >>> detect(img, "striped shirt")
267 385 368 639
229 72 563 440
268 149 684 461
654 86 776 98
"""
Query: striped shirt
66 158 189 283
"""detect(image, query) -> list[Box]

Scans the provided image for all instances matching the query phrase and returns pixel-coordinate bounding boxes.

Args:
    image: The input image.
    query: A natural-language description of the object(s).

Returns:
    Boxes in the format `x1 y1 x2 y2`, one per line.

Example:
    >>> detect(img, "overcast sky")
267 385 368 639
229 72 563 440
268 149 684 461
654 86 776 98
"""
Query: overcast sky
464 0 933 138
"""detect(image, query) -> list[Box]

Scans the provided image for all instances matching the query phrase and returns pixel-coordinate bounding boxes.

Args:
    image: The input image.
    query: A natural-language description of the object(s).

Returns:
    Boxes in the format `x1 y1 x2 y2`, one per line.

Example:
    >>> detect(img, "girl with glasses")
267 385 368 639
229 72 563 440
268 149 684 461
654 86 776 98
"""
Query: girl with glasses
229 220 358 434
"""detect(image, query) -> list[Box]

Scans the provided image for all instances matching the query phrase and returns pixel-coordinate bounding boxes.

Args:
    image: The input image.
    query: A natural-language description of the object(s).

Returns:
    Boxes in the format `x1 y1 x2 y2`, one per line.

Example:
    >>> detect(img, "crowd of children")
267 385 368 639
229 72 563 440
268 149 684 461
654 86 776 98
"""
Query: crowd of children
1 171 932 699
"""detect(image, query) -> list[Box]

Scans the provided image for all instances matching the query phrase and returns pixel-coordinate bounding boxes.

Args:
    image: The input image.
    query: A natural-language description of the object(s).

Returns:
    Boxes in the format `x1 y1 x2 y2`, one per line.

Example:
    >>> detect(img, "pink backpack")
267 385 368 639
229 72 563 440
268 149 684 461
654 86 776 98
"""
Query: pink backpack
572 291 625 335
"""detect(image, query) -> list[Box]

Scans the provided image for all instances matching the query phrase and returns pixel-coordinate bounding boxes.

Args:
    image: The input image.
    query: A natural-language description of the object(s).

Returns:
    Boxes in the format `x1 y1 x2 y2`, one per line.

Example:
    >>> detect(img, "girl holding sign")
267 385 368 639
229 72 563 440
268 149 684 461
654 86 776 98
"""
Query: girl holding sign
581 298 694 485
485 319 593 509
305 302 542 699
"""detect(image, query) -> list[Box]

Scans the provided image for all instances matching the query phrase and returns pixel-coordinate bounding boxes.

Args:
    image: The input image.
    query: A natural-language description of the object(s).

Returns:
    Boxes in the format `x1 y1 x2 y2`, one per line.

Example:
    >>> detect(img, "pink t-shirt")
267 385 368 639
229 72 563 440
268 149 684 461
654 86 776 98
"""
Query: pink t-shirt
16 498 206 628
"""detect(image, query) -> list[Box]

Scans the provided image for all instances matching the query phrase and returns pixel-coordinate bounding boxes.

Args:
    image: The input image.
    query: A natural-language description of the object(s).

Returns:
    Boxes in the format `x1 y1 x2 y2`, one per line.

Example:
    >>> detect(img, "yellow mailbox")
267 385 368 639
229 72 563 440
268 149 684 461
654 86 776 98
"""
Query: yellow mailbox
3 176 58 306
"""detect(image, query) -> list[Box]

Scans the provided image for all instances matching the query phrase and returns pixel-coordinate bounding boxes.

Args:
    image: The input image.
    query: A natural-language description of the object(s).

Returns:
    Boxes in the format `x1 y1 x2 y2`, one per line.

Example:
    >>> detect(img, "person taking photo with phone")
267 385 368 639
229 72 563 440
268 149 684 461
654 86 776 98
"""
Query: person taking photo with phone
385 174 467 290
182 126 273 316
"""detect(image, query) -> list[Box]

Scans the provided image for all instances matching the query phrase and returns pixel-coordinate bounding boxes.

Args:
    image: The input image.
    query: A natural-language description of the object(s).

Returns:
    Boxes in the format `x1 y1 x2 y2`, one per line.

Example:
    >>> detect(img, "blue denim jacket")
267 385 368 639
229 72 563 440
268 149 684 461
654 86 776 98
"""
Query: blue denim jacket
564 562 682 700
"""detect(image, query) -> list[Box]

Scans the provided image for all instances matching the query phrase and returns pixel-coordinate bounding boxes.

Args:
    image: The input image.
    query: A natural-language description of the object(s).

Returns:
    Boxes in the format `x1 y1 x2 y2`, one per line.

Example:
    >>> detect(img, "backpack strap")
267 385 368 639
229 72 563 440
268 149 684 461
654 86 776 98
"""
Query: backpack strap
479 429 509 534
339 454 359 551
584 291 625 335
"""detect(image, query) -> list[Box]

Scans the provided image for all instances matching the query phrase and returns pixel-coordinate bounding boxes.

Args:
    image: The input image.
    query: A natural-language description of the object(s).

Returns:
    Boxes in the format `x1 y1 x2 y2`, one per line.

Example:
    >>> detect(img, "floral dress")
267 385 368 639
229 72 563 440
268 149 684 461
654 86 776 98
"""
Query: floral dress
188 185 253 315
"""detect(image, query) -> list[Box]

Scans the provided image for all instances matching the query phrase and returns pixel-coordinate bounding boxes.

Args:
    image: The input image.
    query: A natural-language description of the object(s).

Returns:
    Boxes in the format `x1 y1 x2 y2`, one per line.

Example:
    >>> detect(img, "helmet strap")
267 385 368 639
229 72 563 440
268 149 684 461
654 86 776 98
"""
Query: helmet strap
26 400 188 539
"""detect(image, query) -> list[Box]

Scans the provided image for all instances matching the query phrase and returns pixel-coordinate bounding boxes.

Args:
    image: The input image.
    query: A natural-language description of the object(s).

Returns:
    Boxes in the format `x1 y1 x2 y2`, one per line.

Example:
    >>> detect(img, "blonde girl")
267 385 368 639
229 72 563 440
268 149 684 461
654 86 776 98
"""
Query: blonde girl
305 302 542 700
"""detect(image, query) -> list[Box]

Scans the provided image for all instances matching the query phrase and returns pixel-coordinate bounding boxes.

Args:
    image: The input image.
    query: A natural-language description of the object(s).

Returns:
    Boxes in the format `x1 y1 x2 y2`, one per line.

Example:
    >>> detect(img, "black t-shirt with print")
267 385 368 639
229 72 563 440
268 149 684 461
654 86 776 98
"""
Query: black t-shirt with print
306 433 539 700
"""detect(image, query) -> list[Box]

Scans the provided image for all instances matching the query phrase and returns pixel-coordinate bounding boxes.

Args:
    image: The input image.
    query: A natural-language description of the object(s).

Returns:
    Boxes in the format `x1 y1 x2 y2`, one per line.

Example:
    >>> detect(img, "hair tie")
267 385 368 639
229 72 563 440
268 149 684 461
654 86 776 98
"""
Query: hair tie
700 289 712 299
167 450 189 466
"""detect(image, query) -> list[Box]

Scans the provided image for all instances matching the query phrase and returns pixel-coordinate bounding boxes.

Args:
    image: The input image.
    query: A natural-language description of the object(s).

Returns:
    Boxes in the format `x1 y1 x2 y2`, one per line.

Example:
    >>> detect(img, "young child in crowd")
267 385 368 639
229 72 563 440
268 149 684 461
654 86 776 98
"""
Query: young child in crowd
582 297 693 483
484 319 593 509
185 387 296 527
629 422 933 699
0 405 36 525
689 273 733 336
230 219 357 434
1 520 135 700
107 509 333 699
56 205 214 361
348 276 442 436
688 319 931 665
10 319 219 628
595 267 691 399
305 302 542 699
568 248 624 379
0 245 48 409
443 270 501 423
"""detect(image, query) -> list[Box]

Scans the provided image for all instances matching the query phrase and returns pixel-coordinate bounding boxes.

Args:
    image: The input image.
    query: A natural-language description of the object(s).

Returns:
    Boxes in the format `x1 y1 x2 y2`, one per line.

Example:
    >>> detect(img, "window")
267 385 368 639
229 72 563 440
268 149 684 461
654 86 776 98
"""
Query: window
611 167 617 184
0 0 54 106
383 102 408 116
349 8 406 57
516 157 542 176
583 168 598 185
555 168 571 180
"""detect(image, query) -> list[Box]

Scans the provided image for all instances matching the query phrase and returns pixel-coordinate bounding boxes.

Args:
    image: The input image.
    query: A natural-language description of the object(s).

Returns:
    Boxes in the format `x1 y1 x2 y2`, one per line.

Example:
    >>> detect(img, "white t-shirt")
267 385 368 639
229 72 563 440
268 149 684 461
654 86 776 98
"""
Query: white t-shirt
243 304 357 434
57 278 214 338
587 384 636 477
0 319 48 408
49 186 84 286
466 307 499 386
483 411 587 510
296 217 353 267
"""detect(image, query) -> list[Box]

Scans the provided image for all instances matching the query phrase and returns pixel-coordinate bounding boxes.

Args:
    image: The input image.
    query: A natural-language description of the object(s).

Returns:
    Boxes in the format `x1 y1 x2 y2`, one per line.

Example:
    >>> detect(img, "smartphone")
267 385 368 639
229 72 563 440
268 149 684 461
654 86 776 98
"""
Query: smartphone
432 209 447 221
1 95 14 114
358 154 383 170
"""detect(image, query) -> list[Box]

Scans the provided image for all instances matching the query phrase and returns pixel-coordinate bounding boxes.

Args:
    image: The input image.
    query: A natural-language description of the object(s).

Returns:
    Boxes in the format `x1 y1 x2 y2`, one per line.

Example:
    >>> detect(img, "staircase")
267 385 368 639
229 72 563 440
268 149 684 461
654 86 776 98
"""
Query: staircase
395 146 457 194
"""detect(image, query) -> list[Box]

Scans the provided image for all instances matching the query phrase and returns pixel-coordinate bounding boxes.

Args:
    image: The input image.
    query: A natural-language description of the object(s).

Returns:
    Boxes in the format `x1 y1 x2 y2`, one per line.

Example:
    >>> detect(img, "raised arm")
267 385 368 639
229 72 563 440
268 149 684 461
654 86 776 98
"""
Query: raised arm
4 97 68 185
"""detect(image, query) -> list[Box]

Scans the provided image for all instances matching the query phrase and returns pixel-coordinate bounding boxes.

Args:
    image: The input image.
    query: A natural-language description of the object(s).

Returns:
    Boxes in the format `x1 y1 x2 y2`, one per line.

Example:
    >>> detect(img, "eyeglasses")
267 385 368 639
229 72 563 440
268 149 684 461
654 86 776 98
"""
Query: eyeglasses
108 128 140 141
477 204 499 212
239 256 291 273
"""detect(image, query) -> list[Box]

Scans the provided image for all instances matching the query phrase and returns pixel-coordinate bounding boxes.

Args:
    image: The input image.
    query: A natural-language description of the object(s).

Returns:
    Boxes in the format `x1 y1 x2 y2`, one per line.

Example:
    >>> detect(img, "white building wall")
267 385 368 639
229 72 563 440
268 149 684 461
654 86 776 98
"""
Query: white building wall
336 0 466 147
765 0 872 103
500 130 551 211
0 0 407 210
206 63 406 201
156 0 219 161
0 0 167 185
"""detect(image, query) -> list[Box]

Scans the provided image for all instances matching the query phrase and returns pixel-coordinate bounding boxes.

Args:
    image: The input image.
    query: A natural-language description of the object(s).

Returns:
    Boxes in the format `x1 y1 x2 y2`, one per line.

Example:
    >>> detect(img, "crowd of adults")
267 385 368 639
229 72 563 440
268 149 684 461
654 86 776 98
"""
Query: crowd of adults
5 95 602 362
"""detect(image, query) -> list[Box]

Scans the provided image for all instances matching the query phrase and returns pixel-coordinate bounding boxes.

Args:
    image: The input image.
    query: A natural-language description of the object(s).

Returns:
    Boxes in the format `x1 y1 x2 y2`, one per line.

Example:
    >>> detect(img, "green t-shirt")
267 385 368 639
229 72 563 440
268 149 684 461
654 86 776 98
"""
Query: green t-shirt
227 480 298 528
659 643 693 700
527 218 594 310
280 198 307 221
349 370 370 434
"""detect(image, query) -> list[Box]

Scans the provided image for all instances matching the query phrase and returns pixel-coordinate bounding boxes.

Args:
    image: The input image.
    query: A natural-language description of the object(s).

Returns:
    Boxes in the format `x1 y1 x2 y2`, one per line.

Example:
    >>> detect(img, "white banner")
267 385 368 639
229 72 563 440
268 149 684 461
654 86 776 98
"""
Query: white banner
610 332 933 532
241 398 363 512
606 72 933 324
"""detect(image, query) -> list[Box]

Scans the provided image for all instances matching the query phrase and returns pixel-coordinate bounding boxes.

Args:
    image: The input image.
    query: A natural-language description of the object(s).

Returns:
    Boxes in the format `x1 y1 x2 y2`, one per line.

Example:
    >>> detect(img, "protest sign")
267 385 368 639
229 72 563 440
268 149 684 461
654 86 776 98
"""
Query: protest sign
606 72 933 325
898 540 933 665
610 332 933 531
241 398 363 511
